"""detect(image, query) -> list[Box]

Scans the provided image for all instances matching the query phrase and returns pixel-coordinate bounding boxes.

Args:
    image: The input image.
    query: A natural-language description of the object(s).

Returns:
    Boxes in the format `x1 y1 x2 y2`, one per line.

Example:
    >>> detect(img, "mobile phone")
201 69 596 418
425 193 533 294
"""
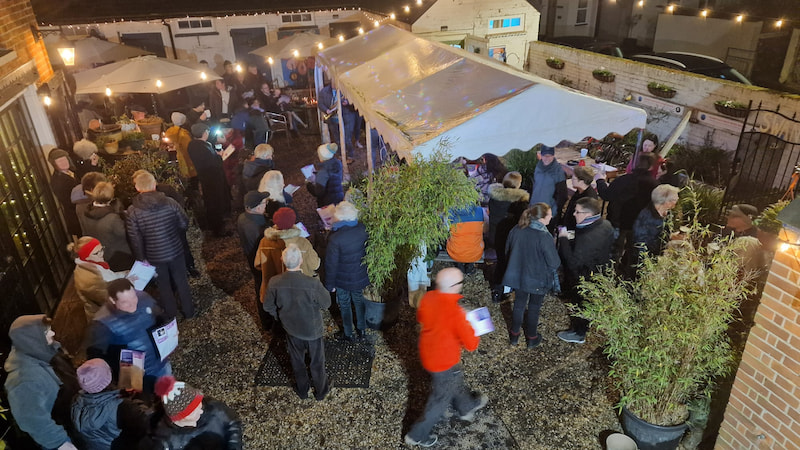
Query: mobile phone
214 144 223 150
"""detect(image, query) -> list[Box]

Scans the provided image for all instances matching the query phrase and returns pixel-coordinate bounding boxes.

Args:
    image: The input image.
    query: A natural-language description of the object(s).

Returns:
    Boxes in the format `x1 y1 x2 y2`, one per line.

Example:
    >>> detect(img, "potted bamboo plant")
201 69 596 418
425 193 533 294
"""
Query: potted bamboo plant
353 142 479 327
577 190 754 449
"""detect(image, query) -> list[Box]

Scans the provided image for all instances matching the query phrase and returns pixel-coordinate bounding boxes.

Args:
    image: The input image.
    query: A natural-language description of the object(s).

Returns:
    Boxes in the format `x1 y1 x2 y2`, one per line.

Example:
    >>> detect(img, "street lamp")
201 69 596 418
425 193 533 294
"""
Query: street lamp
56 37 75 66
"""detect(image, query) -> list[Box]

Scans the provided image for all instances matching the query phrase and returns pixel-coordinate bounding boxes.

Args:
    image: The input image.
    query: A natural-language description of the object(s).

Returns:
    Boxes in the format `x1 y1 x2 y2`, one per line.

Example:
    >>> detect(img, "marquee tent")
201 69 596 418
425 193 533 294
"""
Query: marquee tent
316 25 647 161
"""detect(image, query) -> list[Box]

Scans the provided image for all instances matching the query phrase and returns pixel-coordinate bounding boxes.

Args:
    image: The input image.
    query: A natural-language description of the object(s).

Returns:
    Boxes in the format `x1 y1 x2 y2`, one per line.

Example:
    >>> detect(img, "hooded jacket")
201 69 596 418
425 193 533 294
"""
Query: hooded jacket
487 183 529 246
83 201 134 271
446 205 485 263
71 390 123 450
529 159 567 216
126 191 188 264
241 158 274 193
307 158 344 207
253 227 320 301
150 398 242 450
4 315 71 449
73 259 128 319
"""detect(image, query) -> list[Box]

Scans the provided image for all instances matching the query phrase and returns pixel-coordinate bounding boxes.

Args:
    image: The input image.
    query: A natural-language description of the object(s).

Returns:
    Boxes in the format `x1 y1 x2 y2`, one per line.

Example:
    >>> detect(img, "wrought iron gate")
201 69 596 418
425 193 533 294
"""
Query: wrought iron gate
721 102 800 213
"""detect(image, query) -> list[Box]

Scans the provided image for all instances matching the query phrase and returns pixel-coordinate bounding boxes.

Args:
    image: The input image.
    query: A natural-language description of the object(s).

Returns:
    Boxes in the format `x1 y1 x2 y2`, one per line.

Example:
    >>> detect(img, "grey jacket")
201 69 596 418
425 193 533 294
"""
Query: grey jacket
264 271 331 340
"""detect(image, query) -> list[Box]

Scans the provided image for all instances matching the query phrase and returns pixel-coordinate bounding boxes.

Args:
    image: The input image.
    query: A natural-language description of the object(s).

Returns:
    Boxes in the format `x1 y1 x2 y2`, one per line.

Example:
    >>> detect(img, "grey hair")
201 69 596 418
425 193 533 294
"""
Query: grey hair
281 244 302 270
333 201 359 222
258 170 286 203
254 143 274 160
651 184 680 206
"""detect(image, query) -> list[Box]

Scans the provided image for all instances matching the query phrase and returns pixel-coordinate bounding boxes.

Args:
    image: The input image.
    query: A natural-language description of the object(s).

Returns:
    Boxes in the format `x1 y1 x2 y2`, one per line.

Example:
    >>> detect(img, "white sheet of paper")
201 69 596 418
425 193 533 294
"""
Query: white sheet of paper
221 144 236 161
316 205 336 230
284 184 301 195
296 222 311 238
466 307 495 336
150 318 179 361
301 164 315 179
128 261 155 291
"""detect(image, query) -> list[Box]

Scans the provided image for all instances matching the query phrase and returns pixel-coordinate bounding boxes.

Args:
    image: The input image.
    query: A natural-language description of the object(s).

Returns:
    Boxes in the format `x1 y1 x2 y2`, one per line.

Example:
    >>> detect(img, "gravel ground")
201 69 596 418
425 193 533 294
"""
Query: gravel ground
166 133 624 449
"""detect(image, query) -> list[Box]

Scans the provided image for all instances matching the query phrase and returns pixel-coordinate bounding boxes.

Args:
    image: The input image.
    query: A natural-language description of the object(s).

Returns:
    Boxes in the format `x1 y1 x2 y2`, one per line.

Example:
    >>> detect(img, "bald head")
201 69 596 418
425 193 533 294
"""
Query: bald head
436 268 464 294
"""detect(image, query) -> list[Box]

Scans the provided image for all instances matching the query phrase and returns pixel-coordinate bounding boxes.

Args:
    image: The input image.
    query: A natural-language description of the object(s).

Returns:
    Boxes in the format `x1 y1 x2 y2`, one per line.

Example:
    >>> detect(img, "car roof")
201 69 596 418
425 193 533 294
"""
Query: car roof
629 52 727 70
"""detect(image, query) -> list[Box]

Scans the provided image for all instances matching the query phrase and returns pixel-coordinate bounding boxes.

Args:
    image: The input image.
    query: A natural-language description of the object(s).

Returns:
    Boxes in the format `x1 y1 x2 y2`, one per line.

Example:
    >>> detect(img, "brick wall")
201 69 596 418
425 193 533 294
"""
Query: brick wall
527 41 800 153
0 0 53 83
716 245 800 449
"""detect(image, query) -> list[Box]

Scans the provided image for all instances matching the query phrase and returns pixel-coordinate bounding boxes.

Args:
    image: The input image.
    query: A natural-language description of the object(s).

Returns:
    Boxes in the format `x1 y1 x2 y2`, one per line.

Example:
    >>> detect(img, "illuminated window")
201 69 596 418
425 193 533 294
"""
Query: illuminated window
490 17 522 29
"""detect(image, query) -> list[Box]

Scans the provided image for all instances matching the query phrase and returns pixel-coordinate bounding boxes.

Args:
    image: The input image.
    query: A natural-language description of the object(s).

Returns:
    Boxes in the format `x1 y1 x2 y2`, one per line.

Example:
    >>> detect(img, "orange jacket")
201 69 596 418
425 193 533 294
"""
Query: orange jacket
446 221 484 263
417 291 479 372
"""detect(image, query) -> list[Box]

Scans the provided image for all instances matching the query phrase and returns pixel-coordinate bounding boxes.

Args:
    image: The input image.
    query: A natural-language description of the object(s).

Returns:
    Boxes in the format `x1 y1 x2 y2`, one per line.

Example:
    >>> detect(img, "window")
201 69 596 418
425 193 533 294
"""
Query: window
177 19 213 30
576 0 589 25
487 16 524 34
281 14 312 23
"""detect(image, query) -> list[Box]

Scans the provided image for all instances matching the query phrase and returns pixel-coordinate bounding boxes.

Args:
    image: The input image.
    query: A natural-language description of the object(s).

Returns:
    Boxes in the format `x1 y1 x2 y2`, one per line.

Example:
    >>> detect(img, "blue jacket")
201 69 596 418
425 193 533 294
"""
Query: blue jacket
502 223 561 294
325 221 370 291
71 390 123 450
307 158 344 207
88 293 169 382
4 315 71 449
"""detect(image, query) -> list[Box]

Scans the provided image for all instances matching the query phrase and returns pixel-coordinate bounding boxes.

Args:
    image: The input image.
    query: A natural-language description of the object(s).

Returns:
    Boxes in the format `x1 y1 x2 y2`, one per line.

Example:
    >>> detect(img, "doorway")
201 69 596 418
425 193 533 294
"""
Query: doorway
230 28 271 82
120 33 167 58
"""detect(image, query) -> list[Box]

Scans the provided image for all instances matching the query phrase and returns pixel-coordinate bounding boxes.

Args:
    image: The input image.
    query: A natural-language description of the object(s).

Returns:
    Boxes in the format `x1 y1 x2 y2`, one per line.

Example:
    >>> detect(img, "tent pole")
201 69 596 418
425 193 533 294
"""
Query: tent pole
336 84 349 180
315 62 323 141
366 118 374 187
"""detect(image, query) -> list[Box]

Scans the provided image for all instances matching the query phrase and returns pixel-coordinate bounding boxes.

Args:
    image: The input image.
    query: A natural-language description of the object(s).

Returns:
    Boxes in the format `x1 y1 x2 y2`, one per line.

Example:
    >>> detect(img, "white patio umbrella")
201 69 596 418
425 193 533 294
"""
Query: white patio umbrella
44 36 152 71
250 33 339 61
73 55 219 95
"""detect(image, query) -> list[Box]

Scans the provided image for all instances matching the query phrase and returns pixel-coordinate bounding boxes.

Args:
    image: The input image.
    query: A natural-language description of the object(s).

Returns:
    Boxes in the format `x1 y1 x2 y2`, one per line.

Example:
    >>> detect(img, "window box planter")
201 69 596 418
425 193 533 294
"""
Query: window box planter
592 69 615 83
647 82 676 99
714 100 748 118
545 57 564 70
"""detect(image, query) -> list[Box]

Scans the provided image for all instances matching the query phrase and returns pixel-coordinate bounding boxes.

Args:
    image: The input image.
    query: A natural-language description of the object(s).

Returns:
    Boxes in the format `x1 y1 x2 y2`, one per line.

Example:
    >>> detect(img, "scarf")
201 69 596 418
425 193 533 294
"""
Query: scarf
529 220 550 233
332 220 358 231
78 238 110 269
576 214 601 229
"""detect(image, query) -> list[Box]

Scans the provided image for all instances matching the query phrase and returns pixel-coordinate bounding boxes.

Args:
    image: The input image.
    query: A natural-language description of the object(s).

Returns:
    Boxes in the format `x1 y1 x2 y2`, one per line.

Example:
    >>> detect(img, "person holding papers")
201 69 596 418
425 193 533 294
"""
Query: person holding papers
186 123 231 237
404 268 489 447
68 237 131 322
306 143 343 208
87 278 172 395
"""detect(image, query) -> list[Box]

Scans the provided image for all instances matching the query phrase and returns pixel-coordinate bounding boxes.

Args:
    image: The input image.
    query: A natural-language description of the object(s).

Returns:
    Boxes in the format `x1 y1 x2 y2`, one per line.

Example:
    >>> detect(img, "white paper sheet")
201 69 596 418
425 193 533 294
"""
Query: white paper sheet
128 261 155 291
150 318 179 361
466 307 495 336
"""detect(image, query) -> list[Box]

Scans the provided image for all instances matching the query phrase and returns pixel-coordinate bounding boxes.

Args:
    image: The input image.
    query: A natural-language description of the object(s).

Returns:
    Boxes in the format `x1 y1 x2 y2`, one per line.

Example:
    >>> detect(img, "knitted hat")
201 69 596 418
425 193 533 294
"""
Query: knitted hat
729 204 758 226
191 123 209 139
273 207 296 230
48 148 70 166
244 191 268 209
540 145 555 156
77 359 112 394
171 112 187 127
317 143 337 161
154 376 204 422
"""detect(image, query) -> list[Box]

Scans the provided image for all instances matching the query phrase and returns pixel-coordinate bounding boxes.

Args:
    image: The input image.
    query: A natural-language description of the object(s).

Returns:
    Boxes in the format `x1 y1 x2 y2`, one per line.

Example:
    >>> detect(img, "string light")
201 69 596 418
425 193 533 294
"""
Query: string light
267 57 274 64
735 14 744 22
637 0 644 7
105 87 112 96
390 13 396 19
700 9 708 17
338 35 344 42
317 43 323 49
358 27 364 34
667 4 674 13
404 6 410 13
42 96 52 106
292 49 299 57
155 79 162 88
374 20 380 27
416 0 422 4
200 72 207 80
776 19 783 28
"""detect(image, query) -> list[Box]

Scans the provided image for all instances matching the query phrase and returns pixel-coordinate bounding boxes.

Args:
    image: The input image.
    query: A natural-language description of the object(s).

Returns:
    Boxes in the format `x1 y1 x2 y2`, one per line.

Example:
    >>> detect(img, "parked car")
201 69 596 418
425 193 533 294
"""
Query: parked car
543 36 624 58
628 51 752 85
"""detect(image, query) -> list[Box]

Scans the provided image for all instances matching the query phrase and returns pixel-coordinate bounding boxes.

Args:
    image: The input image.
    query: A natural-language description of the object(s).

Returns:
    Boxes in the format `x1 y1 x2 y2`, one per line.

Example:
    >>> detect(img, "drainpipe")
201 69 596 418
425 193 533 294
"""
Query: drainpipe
163 20 178 59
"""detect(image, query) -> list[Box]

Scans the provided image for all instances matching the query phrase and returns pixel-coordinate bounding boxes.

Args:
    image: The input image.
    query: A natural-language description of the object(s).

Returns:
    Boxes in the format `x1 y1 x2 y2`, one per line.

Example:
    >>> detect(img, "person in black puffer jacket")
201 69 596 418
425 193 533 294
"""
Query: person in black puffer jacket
126 171 194 319
325 201 370 341
556 197 614 344
306 143 344 208
487 172 529 248
241 143 275 193
149 376 242 450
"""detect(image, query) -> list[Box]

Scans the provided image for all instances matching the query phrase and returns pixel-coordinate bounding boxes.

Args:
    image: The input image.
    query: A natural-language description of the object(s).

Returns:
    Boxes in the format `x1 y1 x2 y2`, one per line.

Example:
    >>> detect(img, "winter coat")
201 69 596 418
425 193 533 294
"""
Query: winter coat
596 169 658 230
83 201 135 271
487 184 529 247
632 204 667 260
126 191 188 264
529 160 568 217
558 218 614 290
150 398 243 450
503 223 561 295
253 227 320 302
52 170 82 235
446 205 485 263
236 212 268 269
561 187 598 231
87 293 169 382
307 158 344 207
417 291 479 373
74 259 128 319
187 139 231 218
325 221 370 291
241 158 274 193
265 271 331 340
4 315 72 449
71 390 149 450
164 126 196 179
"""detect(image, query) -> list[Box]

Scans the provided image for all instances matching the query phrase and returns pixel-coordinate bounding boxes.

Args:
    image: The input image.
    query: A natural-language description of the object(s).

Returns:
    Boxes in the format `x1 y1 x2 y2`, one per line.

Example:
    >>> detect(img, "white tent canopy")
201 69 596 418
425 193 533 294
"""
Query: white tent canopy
316 26 647 160
74 55 219 95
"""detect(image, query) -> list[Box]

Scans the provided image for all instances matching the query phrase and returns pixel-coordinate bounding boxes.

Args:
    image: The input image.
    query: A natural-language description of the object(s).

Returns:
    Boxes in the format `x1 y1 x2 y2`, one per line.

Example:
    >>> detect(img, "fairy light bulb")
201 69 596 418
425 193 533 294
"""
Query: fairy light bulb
267 57 274 64
292 49 299 57
735 14 743 22
43 96 52 106
667 4 674 12
700 9 708 17
358 27 364 34
776 19 783 28
200 72 207 80
404 6 410 13
390 13 396 19
637 0 643 7
105 87 112 96
416 0 422 4
338 35 344 42
317 43 324 50
374 20 380 27
156 79 162 88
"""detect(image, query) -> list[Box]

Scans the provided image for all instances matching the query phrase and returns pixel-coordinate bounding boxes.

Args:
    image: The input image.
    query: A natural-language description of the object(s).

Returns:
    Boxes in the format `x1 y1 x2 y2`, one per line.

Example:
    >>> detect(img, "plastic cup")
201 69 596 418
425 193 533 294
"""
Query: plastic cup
580 148 588 158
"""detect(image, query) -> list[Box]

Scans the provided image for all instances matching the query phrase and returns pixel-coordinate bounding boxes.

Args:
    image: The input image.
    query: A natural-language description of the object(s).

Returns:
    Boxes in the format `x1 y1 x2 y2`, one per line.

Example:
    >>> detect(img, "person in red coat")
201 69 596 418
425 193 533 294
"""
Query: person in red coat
404 268 489 447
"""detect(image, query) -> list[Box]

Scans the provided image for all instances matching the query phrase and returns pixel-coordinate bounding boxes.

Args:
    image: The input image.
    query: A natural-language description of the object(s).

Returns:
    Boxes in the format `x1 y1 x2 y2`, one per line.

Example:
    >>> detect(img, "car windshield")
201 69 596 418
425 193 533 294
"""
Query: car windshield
694 66 752 85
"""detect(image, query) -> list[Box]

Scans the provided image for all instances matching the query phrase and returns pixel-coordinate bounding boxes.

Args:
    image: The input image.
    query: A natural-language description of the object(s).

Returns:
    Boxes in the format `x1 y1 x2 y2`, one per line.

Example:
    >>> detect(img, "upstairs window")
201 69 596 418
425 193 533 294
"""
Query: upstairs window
281 14 312 23
487 16 524 33
177 19 213 30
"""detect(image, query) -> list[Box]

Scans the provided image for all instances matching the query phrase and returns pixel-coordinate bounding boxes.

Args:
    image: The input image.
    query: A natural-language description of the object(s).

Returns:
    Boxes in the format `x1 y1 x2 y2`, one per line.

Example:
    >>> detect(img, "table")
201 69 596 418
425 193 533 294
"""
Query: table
289 104 321 135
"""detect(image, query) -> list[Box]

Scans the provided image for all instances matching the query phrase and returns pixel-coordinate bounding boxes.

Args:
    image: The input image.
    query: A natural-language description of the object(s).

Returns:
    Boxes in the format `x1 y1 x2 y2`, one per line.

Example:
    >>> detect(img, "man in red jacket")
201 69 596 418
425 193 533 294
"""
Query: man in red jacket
404 268 489 447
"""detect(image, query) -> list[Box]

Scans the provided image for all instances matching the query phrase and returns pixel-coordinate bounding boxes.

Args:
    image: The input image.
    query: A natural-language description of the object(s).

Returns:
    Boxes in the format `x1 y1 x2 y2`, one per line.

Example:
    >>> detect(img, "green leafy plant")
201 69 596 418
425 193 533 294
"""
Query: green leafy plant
103 151 182 206
754 200 790 235
578 197 754 427
355 140 479 297
673 180 725 228
714 100 747 109
668 142 731 187
503 146 539 191
122 131 146 141
647 82 675 92
546 56 563 65
593 69 614 77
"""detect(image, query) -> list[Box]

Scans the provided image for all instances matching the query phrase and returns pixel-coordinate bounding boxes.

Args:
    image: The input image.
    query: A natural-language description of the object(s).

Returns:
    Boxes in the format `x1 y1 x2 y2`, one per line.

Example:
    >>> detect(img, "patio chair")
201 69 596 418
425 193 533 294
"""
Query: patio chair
266 112 290 140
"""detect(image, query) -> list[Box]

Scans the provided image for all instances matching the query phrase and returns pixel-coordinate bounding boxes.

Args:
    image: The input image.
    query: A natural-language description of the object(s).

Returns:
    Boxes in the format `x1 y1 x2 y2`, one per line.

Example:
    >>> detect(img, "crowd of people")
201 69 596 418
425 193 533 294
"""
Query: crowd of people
8 113 770 449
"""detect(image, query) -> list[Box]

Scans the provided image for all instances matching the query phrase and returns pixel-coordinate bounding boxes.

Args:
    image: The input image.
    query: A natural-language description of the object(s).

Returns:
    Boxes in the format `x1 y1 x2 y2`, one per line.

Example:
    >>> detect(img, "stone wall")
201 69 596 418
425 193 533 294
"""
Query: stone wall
527 41 800 153
717 243 800 449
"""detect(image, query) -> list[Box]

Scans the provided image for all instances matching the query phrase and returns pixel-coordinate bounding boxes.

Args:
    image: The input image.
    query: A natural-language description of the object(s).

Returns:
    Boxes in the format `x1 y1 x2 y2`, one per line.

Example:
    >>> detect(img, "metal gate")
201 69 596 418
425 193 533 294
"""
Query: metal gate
721 102 800 213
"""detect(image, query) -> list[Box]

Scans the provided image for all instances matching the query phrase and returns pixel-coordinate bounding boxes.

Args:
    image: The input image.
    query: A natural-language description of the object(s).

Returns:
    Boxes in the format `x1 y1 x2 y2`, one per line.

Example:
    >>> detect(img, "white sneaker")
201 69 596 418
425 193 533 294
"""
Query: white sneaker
404 434 438 447
459 394 489 421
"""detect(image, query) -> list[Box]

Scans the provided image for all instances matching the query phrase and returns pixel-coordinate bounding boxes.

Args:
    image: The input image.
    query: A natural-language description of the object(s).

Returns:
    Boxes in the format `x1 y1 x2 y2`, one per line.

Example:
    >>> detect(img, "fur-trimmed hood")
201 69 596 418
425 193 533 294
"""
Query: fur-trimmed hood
263 226 301 240
489 183 530 203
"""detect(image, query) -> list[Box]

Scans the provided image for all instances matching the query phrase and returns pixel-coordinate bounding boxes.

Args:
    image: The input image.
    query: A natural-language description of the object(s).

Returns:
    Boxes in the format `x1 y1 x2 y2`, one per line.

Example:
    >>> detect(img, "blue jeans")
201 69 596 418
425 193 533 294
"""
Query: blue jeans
407 364 482 442
337 289 366 338
512 291 544 338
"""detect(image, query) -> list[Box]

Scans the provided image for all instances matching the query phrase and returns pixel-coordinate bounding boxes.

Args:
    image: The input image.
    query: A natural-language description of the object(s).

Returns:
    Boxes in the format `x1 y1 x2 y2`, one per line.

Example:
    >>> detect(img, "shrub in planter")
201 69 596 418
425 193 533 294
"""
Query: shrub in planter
502 146 539 192
545 57 564 69
592 68 615 82
647 82 677 98
668 143 730 187
354 141 480 301
714 100 748 118
103 151 182 206
578 196 755 430
674 179 724 228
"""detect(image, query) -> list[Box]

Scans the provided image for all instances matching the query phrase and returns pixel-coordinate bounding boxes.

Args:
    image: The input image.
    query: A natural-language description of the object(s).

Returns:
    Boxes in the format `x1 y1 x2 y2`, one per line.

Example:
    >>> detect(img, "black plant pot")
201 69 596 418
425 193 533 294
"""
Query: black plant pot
621 406 687 450
364 299 385 330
